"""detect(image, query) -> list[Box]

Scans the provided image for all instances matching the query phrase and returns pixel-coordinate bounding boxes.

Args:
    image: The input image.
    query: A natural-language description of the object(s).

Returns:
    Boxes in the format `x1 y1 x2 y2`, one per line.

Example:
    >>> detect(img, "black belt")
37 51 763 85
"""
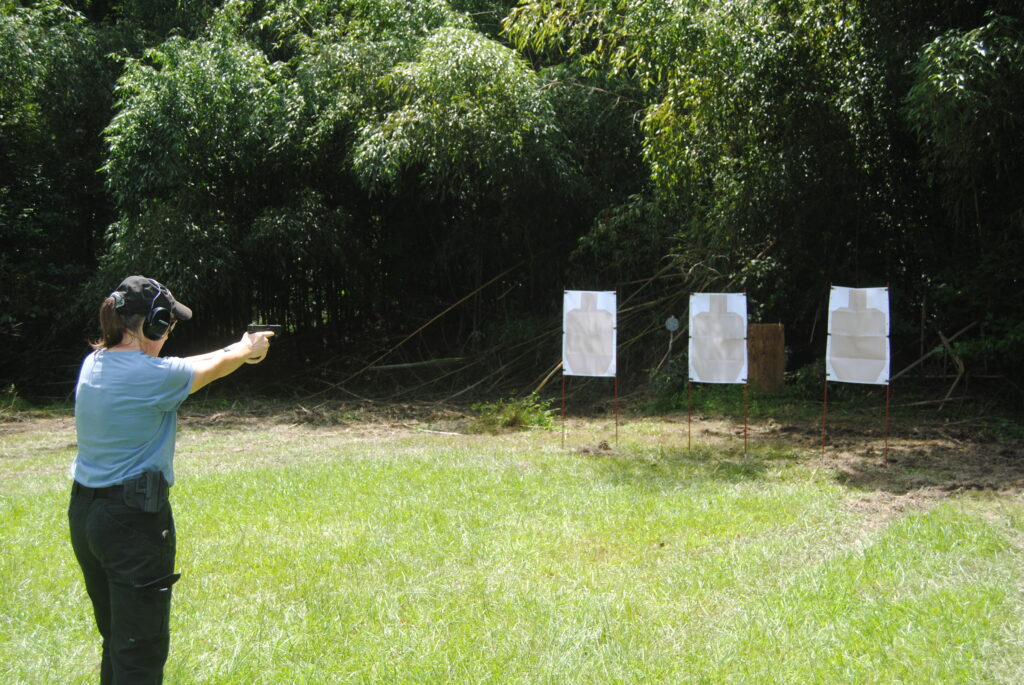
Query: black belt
73 481 124 499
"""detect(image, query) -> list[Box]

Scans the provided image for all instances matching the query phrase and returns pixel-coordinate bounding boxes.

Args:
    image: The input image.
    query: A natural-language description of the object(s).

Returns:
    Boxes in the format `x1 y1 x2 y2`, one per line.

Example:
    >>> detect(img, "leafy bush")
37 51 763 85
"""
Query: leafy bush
0 384 28 417
645 357 690 413
469 393 554 433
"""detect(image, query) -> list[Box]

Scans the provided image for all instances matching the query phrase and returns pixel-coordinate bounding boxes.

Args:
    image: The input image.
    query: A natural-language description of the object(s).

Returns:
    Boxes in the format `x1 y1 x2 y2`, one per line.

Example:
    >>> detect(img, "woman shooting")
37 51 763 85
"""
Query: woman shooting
68 275 274 684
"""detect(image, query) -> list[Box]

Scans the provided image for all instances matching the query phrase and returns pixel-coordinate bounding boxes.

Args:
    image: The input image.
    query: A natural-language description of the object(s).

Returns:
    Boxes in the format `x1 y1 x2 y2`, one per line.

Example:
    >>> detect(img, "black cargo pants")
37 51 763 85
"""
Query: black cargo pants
69 481 180 684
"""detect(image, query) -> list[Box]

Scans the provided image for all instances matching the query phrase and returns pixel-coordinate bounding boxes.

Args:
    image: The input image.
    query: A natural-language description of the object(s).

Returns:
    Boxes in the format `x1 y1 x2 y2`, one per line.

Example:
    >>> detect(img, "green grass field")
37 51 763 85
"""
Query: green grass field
2 408 1023 683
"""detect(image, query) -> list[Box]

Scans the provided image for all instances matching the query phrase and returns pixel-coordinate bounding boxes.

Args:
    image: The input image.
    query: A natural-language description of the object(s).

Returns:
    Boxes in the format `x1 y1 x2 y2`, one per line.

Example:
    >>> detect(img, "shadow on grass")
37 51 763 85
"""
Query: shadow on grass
808 412 1024 497
575 443 777 492
829 440 1024 497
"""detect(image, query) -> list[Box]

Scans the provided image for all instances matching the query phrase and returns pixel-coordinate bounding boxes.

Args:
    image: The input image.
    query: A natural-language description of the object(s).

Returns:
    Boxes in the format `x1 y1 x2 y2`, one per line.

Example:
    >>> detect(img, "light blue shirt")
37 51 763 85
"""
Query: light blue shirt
72 349 195 487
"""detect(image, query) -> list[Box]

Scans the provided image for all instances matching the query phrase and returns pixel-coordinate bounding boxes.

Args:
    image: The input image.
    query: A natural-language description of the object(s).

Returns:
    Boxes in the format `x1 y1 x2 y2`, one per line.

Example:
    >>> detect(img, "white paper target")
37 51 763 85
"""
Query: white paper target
562 291 617 377
688 293 747 383
825 286 890 385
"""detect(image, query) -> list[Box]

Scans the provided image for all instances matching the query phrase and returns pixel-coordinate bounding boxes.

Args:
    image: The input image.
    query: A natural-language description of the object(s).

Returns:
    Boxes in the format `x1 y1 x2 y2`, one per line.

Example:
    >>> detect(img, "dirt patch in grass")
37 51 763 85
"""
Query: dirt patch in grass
765 416 1024 495
0 411 73 435
177 399 472 434
751 412 1024 525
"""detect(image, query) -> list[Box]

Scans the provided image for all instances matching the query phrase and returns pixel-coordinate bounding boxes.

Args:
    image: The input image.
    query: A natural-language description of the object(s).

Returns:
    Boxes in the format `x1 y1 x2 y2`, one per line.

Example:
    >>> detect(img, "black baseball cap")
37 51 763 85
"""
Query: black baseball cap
111 276 193 321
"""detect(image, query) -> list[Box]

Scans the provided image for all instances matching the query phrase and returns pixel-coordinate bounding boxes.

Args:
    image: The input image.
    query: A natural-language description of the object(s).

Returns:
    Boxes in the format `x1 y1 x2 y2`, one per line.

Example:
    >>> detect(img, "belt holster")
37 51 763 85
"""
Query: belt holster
123 471 169 513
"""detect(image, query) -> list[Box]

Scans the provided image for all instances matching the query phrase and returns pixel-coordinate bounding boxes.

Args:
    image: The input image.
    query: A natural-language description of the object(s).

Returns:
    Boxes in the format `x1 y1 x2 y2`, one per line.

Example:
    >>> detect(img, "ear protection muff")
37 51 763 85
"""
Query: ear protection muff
111 278 176 340
140 279 174 340
143 306 173 340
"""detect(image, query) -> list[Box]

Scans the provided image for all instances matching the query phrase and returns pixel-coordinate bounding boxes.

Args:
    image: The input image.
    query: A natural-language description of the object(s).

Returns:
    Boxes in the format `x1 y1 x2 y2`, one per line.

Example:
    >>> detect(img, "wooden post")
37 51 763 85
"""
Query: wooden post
561 374 566 449
687 380 692 451
748 324 785 392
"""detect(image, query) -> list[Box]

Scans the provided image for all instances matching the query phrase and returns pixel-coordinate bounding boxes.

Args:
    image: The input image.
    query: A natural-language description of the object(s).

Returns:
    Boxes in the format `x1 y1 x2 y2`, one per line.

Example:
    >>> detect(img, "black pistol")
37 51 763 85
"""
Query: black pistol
247 323 283 335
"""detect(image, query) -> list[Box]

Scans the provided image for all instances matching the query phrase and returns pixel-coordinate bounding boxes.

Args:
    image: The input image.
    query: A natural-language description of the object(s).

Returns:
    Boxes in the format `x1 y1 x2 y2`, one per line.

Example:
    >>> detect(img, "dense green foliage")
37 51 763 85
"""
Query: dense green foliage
2 0 1022 399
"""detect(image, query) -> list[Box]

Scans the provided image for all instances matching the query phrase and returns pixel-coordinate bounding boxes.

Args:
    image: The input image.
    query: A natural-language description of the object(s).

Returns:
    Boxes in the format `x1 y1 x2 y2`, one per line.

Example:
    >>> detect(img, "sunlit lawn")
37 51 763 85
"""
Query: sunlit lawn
2 410 1023 683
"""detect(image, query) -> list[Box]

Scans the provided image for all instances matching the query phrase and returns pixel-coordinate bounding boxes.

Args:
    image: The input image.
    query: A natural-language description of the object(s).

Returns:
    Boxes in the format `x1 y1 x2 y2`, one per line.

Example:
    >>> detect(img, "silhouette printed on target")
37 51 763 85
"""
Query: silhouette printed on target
826 287 889 386
689 293 747 384
562 291 616 377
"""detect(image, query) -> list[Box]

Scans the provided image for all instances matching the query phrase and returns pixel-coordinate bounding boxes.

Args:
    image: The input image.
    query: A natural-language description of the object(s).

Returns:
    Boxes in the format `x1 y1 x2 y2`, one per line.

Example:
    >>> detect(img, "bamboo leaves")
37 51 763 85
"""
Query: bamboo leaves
353 27 559 196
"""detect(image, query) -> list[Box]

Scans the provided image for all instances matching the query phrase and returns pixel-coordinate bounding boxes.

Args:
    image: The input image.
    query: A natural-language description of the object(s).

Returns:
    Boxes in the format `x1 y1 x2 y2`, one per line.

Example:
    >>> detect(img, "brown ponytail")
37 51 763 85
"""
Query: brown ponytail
90 297 144 350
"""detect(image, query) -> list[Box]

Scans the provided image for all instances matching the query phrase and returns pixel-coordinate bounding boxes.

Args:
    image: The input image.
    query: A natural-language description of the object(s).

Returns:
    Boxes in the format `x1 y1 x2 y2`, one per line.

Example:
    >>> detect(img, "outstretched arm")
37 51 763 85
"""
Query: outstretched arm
187 331 273 394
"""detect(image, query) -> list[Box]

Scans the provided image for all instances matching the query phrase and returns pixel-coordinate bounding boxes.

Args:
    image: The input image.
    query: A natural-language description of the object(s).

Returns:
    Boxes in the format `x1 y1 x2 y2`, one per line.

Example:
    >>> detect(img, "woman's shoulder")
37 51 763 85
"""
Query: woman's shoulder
96 350 192 376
